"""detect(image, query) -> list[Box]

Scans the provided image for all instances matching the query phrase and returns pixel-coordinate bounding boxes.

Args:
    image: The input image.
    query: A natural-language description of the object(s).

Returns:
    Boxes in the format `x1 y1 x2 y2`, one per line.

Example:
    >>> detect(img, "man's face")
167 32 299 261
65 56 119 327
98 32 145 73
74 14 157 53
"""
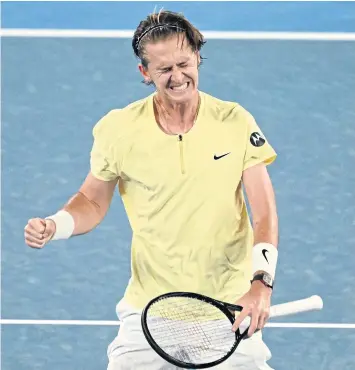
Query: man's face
139 35 200 104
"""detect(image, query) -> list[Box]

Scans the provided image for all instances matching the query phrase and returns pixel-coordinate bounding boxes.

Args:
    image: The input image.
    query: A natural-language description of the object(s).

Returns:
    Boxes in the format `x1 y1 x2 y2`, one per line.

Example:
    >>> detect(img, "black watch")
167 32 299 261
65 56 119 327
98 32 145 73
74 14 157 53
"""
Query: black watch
251 273 274 289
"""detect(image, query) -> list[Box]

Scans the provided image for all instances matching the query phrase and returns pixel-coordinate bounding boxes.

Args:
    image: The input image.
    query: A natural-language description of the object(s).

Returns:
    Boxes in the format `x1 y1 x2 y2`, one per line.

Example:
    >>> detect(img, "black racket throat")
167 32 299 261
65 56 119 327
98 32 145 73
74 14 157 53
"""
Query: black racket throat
141 292 248 369
214 300 244 316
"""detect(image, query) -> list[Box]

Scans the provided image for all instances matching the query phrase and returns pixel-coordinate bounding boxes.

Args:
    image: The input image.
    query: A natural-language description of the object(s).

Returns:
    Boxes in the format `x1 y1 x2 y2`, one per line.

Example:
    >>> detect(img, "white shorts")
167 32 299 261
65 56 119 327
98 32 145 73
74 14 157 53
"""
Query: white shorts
107 299 274 370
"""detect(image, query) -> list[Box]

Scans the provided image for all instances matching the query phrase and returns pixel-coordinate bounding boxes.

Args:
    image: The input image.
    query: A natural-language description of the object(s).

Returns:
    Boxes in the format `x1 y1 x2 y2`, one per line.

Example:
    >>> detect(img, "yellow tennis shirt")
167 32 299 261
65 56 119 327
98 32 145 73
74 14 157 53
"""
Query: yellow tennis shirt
90 91 277 309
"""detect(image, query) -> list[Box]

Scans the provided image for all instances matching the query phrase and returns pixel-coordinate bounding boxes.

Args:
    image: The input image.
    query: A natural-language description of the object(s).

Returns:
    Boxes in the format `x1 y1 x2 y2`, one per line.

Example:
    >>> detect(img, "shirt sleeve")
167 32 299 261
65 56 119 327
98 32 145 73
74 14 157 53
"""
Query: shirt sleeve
90 111 121 181
243 111 277 171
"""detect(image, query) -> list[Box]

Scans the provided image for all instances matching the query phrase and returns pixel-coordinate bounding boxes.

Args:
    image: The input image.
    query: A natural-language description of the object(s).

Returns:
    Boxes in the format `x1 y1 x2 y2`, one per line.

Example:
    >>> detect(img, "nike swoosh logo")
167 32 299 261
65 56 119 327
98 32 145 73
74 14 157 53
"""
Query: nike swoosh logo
262 249 269 263
214 152 231 160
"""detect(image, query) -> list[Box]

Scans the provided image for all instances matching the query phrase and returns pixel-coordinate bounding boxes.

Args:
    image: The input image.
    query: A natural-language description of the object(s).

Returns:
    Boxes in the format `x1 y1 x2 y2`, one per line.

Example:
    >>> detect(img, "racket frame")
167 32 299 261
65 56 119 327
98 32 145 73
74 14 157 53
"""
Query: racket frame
141 291 246 369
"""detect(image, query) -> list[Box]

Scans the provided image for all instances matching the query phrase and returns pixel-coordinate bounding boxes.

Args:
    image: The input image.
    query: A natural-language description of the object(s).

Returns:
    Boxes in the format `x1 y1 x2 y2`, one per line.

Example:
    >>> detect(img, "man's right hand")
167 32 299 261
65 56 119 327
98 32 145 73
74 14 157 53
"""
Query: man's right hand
24 218 56 249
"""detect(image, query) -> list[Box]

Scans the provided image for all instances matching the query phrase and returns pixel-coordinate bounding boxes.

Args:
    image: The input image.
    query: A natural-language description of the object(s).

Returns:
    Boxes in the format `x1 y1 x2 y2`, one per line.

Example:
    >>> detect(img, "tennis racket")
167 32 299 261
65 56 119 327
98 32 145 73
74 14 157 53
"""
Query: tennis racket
141 292 323 369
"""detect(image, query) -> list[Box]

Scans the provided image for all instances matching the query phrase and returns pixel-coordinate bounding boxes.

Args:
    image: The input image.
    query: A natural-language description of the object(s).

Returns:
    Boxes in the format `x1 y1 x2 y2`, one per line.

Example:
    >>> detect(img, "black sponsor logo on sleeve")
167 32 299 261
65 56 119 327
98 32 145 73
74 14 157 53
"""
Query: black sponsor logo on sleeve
250 132 265 147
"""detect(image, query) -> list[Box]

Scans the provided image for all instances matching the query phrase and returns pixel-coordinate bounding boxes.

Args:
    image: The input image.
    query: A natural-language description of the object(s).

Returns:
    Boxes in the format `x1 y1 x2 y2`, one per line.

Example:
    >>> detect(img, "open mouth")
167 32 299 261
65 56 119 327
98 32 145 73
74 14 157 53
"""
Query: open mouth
169 82 190 91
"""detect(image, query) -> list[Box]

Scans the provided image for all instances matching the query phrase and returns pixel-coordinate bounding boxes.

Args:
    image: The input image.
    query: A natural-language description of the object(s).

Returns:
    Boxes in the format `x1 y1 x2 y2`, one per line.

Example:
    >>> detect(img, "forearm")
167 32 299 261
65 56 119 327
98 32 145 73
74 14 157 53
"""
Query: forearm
252 214 278 248
62 191 104 236
46 173 117 241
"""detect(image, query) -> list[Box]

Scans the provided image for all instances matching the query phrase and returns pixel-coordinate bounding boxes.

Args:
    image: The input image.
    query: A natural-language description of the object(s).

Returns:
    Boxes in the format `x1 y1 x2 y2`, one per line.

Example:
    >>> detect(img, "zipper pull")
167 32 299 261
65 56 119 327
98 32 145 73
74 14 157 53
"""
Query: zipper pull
178 134 185 174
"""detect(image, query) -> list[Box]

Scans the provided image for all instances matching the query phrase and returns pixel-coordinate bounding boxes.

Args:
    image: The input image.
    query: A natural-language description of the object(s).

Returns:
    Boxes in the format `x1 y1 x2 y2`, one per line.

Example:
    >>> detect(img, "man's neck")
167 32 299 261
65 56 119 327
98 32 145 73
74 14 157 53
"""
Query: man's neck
154 92 200 135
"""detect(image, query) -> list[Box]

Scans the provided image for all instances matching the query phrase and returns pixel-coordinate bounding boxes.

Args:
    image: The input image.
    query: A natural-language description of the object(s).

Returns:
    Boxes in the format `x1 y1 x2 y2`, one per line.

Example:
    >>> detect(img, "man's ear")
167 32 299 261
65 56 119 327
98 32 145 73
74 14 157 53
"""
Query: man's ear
138 64 152 84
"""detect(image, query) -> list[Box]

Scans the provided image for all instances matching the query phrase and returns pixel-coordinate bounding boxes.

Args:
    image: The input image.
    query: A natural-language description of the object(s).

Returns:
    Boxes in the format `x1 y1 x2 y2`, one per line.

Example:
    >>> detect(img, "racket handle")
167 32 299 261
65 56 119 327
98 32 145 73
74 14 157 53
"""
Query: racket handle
270 295 323 319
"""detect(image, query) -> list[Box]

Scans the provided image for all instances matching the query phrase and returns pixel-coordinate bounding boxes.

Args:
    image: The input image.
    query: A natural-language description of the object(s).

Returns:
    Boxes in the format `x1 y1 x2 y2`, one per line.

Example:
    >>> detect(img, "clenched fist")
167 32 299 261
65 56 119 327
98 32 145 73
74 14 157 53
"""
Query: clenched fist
24 218 56 249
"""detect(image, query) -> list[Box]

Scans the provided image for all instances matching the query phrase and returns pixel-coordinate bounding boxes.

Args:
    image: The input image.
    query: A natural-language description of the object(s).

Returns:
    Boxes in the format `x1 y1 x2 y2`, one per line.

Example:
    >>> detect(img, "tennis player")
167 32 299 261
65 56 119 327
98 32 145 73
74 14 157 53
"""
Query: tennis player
24 10 279 369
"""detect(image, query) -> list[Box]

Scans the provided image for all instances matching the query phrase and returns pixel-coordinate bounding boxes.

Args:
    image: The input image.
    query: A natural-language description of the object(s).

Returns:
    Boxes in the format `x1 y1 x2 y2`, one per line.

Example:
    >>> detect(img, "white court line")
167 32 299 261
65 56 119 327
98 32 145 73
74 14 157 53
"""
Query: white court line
1 28 355 41
1 319 355 329
0 319 121 326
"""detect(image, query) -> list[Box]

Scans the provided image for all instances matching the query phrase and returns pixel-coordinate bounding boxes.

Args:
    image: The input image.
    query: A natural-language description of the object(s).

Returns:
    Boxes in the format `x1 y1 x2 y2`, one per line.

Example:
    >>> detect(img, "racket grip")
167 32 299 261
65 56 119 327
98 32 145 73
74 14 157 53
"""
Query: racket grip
269 295 323 319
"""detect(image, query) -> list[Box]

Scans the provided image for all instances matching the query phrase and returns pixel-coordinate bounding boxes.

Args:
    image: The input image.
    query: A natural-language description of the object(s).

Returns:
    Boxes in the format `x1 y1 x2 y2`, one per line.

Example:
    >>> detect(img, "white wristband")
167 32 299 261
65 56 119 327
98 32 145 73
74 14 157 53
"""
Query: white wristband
46 210 75 241
252 242 278 279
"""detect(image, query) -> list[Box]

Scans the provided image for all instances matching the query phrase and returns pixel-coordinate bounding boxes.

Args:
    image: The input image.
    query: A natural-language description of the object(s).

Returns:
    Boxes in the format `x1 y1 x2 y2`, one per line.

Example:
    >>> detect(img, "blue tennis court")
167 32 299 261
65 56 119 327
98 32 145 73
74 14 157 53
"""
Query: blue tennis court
1 2 355 369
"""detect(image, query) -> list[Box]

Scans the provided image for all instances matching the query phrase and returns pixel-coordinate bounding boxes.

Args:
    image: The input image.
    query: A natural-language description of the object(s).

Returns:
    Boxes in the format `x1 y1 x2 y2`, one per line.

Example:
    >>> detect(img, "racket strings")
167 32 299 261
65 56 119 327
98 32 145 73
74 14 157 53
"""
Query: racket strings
146 297 236 364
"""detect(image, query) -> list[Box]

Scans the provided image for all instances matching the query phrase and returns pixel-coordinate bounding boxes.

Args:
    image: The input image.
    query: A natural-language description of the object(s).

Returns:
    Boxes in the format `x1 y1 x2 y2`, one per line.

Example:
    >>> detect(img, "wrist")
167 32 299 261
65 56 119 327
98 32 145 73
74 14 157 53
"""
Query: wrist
45 210 75 241
251 272 274 290
252 242 278 280
253 270 268 277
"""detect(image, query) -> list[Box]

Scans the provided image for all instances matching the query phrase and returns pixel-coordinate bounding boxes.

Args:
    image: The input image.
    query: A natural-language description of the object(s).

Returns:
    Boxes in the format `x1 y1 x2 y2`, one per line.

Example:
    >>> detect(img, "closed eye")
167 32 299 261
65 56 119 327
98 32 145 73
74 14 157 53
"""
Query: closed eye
159 63 188 73
160 67 172 73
